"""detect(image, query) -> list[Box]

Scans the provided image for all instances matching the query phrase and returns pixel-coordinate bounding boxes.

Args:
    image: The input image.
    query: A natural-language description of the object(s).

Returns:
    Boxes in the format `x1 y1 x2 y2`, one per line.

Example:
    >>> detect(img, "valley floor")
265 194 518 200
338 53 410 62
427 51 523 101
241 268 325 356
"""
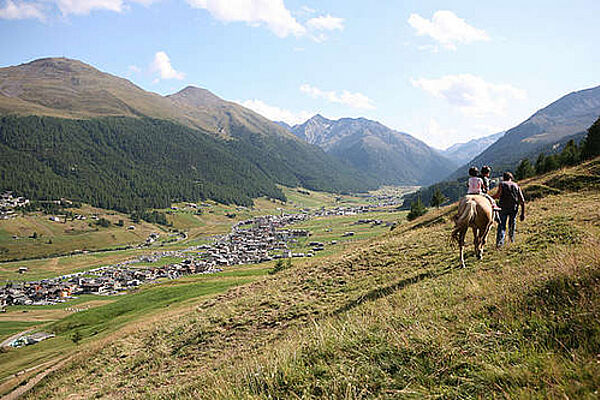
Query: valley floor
17 158 600 399
0 186 407 397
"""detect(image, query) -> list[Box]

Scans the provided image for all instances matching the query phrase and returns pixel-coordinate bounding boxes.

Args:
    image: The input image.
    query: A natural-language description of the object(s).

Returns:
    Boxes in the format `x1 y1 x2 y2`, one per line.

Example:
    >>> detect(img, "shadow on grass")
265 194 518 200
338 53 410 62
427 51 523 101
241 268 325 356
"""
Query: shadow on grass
331 266 455 316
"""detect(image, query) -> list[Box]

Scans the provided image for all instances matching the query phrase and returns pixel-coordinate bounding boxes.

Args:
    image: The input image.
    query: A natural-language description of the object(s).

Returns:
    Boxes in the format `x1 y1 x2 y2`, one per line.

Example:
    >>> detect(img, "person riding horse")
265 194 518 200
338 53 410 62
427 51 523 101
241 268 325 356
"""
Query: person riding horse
452 167 495 268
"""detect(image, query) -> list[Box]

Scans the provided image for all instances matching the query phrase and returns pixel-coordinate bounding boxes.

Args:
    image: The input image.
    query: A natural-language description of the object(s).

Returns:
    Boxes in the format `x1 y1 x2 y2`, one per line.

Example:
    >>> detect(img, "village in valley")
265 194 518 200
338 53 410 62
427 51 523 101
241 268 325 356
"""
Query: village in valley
0 190 405 320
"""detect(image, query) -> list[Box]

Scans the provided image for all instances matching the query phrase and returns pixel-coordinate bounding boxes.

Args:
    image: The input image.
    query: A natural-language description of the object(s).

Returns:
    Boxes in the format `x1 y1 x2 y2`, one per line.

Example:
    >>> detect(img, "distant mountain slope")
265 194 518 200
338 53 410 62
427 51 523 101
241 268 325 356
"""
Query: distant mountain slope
167 87 377 193
440 131 504 165
275 121 292 130
0 58 376 208
448 85 600 179
0 57 209 129
291 115 457 186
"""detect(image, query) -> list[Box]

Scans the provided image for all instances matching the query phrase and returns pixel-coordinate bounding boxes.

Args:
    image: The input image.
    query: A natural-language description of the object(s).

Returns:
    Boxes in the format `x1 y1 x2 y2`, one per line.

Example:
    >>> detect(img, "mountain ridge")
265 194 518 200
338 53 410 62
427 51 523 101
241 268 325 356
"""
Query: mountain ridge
447 85 600 179
291 114 458 186
439 131 505 165
0 57 377 209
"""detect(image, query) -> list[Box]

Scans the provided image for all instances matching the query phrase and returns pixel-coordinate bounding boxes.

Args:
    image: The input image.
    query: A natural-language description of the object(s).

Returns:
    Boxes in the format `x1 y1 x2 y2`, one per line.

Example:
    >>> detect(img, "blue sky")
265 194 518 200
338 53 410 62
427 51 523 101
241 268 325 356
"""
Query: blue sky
1 0 599 148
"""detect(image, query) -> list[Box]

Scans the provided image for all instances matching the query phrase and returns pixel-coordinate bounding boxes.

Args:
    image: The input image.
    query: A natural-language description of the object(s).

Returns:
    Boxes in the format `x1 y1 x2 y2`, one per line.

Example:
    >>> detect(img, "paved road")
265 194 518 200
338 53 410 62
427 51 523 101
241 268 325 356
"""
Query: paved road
0 328 34 348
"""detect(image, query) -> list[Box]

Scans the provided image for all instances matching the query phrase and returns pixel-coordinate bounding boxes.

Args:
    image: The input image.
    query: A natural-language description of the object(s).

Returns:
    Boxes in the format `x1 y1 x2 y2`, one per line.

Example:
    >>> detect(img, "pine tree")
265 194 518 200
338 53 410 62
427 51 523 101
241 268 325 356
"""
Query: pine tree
559 139 580 166
544 154 560 172
581 117 600 160
430 187 447 208
515 159 535 180
535 153 547 174
407 196 427 221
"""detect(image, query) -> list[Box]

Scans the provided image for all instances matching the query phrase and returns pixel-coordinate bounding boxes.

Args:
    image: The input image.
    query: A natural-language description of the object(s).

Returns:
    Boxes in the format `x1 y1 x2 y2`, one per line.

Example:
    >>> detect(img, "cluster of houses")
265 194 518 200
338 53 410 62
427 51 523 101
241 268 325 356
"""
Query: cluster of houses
1 200 402 309
0 253 222 307
194 213 312 265
0 213 312 309
311 203 394 217
6 332 55 348
0 191 29 220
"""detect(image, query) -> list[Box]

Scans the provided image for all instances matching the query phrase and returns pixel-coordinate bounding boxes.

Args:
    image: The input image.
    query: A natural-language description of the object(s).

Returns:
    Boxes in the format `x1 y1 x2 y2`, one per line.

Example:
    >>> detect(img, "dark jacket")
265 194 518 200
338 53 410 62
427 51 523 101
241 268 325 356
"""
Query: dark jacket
498 180 525 212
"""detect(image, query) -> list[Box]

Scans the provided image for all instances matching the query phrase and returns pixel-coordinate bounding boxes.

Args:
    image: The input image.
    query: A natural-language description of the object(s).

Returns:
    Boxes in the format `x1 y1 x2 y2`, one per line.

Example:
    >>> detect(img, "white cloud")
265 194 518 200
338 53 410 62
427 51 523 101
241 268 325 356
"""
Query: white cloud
130 0 159 5
299 5 314 14
408 10 489 50
0 0 45 20
54 0 158 16
411 74 525 117
150 51 185 80
306 14 343 31
300 84 375 110
55 0 123 15
186 0 305 38
425 118 458 149
237 99 312 125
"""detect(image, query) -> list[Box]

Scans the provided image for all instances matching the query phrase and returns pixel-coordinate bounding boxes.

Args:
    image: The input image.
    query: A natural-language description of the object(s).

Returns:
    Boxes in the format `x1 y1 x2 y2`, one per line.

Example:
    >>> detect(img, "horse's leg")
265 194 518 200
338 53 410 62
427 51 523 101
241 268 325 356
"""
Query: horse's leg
478 223 492 259
472 227 482 260
480 222 493 252
459 228 467 268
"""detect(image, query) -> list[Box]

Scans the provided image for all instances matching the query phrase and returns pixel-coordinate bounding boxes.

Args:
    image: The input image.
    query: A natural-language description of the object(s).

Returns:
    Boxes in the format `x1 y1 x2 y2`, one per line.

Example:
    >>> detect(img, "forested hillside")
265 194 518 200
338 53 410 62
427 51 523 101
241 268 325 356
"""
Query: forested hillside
0 59 378 210
0 116 285 211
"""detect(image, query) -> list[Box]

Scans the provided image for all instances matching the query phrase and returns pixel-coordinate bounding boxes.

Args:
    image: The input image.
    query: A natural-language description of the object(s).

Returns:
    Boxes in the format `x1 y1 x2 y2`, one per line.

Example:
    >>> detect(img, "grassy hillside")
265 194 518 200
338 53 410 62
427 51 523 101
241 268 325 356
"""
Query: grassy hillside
18 158 600 399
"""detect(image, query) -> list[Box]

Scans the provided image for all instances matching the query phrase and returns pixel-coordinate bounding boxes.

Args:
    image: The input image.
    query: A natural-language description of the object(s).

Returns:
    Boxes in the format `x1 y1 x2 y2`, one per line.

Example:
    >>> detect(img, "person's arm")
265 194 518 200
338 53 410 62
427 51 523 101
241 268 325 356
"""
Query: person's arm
518 187 526 221
492 184 502 199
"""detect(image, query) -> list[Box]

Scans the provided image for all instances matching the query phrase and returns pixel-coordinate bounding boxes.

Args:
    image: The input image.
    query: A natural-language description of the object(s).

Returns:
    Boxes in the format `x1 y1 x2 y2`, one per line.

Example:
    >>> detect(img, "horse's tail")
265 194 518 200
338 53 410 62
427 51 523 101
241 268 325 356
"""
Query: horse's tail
451 199 476 243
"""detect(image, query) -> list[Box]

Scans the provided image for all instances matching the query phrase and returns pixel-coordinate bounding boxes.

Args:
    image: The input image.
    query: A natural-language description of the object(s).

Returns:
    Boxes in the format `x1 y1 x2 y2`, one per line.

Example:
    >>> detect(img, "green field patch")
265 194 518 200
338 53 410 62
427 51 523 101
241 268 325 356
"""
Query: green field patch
0 272 263 382
0 320 41 342
49 277 255 340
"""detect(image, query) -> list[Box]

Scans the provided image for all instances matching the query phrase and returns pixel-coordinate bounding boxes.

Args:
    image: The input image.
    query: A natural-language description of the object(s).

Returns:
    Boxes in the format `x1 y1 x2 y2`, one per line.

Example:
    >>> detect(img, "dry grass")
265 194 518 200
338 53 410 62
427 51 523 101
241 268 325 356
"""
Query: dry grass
21 159 600 399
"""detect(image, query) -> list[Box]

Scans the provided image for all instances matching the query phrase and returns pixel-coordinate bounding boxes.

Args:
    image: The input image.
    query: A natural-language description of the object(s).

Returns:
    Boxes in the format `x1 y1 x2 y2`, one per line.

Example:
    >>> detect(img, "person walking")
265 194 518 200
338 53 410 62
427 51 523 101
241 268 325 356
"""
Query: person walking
493 171 525 247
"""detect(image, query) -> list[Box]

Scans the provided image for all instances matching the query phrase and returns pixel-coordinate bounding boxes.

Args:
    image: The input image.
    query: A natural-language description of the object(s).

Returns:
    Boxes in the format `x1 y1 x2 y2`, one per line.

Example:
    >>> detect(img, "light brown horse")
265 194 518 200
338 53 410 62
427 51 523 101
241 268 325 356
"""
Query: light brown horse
451 195 494 268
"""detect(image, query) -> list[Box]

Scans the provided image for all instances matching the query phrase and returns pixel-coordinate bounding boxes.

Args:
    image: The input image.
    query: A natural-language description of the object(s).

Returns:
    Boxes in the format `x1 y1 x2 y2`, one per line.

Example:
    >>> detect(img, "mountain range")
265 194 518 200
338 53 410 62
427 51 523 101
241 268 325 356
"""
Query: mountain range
0 57 377 211
1 57 597 211
439 131 505 166
449 85 600 179
289 114 457 186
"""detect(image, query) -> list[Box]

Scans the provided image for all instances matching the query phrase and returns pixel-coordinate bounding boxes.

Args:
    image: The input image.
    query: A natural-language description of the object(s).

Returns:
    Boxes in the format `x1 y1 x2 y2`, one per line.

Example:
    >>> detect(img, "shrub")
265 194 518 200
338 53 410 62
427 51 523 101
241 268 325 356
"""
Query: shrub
407 197 427 221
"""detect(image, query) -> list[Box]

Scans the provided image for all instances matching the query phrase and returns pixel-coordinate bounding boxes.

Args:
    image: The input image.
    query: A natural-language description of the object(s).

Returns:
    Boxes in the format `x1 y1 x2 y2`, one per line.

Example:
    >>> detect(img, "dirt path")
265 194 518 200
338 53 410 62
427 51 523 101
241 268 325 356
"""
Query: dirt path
0 357 71 400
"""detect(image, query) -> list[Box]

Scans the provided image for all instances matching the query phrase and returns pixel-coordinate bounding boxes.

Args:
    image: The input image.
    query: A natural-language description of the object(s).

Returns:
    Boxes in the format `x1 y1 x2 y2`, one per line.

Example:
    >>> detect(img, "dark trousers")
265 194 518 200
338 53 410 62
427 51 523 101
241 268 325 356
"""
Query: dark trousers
496 209 517 247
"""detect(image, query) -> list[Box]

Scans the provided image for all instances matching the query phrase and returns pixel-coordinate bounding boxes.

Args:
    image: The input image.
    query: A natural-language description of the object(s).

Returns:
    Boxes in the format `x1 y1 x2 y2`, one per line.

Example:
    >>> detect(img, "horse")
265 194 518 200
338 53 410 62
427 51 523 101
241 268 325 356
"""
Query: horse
451 195 494 268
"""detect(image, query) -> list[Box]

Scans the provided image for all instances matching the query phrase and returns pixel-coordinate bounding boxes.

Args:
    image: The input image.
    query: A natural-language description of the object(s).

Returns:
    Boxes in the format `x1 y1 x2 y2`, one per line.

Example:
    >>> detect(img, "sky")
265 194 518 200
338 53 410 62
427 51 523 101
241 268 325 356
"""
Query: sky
1 0 599 149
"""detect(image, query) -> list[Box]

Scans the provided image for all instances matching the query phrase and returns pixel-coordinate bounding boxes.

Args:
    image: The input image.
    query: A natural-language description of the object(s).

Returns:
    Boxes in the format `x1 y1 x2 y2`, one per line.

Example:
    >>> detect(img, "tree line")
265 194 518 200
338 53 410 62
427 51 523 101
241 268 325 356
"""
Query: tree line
0 115 374 213
403 116 600 217
515 117 600 180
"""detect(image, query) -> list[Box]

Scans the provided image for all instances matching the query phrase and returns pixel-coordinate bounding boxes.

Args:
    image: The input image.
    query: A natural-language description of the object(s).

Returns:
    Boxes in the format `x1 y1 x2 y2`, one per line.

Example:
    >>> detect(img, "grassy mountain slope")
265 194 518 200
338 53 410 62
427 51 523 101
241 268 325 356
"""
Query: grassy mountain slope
26 157 600 399
448 85 600 179
0 58 205 128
